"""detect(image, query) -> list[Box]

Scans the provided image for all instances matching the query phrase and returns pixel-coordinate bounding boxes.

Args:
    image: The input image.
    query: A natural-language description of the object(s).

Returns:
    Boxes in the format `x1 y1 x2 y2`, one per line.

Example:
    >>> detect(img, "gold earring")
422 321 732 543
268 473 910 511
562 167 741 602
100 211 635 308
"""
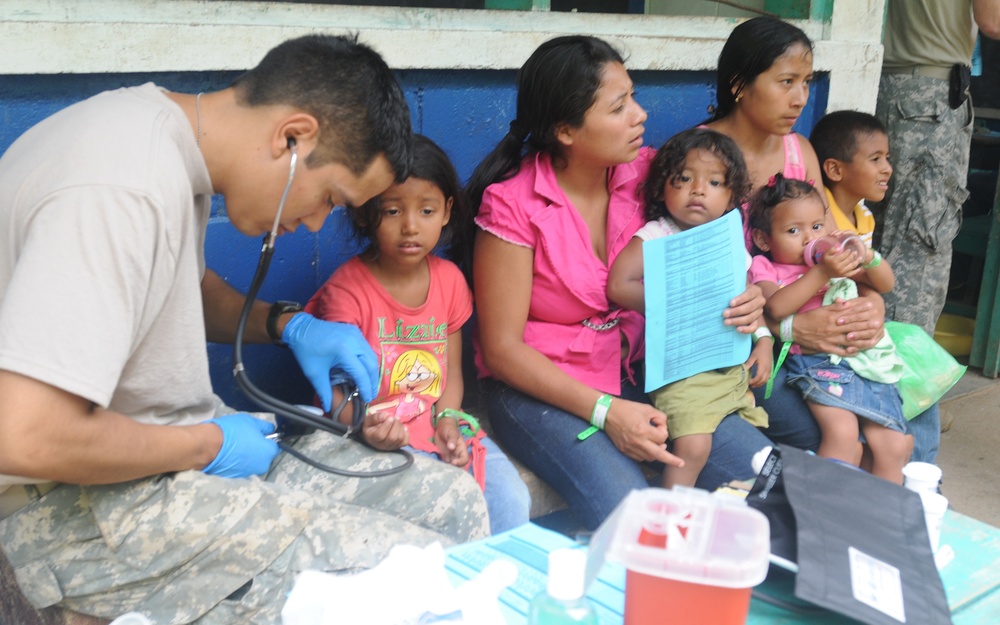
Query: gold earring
735 93 743 104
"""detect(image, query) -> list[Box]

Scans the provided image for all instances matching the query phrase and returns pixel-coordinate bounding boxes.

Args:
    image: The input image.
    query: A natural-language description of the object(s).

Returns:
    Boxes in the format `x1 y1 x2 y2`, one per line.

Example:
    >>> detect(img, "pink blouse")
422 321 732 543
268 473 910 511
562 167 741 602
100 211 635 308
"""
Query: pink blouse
474 148 654 395
741 133 810 248
782 133 807 181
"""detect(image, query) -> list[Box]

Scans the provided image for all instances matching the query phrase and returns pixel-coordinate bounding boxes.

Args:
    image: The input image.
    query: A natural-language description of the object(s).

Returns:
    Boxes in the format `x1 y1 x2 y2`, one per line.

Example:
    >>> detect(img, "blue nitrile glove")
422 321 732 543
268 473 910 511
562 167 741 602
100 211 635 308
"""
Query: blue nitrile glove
202 413 280 478
282 312 379 409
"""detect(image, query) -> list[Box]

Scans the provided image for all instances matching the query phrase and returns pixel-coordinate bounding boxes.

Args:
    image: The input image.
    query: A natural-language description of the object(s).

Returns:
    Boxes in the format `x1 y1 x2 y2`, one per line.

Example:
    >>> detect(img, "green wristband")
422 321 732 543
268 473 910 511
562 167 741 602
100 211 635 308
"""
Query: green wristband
752 325 773 343
433 408 479 432
779 314 795 344
863 249 883 269
578 394 612 441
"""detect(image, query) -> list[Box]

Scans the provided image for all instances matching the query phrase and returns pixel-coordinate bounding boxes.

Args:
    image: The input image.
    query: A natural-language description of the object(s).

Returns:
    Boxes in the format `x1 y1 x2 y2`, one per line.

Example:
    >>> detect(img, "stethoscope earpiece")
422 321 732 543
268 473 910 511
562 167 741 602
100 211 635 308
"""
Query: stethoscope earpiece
230 130 411 478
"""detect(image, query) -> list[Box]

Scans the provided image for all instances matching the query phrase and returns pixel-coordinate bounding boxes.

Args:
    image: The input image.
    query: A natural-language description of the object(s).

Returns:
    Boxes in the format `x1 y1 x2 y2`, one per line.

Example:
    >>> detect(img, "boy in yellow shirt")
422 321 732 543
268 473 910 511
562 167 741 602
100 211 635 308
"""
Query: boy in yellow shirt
810 110 892 246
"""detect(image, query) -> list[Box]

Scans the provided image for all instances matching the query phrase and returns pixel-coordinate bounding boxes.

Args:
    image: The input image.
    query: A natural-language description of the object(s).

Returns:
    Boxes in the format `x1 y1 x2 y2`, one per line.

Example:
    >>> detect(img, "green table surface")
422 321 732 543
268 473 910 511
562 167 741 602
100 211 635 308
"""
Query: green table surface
445 511 1000 624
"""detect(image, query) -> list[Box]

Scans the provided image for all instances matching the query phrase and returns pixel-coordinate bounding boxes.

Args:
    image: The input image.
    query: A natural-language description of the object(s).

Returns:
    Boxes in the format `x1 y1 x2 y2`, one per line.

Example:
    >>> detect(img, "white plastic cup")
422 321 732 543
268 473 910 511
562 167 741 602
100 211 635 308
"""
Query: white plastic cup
902 461 942 494
751 446 773 475
918 491 949 553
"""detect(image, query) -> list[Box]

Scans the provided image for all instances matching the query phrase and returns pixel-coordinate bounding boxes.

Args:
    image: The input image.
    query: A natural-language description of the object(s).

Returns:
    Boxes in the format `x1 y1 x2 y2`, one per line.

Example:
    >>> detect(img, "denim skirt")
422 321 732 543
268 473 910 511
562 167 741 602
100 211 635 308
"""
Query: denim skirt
785 352 908 433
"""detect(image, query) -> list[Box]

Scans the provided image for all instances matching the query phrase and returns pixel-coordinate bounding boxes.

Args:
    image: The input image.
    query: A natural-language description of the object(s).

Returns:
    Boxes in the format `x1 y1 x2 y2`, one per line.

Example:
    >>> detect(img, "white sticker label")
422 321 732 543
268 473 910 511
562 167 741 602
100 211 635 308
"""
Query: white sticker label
848 546 906 622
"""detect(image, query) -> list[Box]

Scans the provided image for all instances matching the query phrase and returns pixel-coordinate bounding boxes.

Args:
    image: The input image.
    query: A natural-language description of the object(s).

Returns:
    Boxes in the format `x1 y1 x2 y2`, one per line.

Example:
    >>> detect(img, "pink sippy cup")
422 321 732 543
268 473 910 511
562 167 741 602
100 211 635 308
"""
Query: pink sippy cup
804 233 866 267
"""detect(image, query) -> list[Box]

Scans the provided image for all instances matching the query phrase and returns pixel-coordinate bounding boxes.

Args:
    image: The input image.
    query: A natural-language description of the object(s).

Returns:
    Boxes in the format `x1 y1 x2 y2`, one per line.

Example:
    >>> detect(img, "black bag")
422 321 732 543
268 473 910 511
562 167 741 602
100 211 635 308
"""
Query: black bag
949 63 971 109
746 446 952 625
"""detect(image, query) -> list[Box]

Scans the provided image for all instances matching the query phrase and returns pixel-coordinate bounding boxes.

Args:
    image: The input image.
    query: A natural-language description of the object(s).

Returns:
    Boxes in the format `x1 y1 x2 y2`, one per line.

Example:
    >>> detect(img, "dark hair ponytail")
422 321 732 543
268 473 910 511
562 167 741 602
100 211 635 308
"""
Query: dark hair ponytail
456 132 525 280
461 35 625 277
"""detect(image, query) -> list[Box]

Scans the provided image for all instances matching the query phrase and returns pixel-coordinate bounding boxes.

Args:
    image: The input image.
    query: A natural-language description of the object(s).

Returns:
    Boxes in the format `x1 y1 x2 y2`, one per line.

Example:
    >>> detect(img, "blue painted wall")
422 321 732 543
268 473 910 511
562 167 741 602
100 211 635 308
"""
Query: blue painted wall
0 69 828 411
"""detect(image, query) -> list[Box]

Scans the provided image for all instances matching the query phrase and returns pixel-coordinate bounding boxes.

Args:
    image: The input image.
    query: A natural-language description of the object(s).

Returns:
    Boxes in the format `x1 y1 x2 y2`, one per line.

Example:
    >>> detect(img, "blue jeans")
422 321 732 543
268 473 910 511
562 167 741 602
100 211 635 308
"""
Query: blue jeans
408 436 530 535
482 377 772 530
755 365 940 463
908 402 940 464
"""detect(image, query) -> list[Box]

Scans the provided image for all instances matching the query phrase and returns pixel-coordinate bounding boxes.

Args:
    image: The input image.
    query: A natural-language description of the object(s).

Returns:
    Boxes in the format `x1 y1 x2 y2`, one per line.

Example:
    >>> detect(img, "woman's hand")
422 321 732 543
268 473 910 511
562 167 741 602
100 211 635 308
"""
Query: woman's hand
723 283 765 333
603 398 684 467
792 290 886 356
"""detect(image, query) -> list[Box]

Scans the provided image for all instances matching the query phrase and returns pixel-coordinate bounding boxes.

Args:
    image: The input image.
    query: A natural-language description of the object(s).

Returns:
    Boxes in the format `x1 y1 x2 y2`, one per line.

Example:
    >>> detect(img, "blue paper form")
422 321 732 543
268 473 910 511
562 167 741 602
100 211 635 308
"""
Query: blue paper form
642 209 751 392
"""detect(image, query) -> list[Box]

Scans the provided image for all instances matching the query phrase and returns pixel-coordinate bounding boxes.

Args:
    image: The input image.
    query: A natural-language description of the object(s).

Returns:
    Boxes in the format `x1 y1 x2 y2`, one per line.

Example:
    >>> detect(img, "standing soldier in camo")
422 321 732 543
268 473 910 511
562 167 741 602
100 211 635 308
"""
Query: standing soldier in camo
874 0 1000 335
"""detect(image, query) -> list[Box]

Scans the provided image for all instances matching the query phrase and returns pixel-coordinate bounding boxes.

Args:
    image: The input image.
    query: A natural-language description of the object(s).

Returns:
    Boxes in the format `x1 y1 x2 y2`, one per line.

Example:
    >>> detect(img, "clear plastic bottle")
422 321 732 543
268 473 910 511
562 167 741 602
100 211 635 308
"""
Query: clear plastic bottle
803 232 866 267
527 548 599 625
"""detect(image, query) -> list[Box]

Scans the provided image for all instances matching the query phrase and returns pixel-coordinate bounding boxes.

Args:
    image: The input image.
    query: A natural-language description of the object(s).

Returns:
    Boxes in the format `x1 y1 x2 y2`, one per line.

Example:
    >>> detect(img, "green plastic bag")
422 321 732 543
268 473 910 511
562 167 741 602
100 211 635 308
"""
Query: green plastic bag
885 321 967 420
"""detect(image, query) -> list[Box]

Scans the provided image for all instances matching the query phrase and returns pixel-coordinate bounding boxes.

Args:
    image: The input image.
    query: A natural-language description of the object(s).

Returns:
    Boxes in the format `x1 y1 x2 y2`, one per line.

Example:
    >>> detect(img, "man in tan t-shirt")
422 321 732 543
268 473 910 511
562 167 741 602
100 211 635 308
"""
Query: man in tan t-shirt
0 34 488 625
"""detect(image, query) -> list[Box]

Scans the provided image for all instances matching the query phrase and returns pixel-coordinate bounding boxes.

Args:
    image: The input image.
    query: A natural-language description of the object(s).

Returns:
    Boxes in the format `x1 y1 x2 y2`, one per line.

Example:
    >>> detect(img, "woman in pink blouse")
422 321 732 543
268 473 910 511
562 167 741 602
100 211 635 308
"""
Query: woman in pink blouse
464 35 769 530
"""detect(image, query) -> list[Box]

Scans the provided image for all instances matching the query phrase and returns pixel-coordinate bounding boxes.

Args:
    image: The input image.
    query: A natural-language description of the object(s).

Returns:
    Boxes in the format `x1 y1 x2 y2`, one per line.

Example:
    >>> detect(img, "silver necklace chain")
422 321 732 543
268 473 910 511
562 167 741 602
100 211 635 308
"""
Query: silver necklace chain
582 316 620 331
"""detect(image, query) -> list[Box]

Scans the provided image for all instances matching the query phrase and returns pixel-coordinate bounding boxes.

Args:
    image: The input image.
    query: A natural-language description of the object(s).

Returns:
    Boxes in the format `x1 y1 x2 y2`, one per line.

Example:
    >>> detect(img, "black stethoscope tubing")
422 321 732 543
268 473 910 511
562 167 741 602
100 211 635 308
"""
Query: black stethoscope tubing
229 141 412 477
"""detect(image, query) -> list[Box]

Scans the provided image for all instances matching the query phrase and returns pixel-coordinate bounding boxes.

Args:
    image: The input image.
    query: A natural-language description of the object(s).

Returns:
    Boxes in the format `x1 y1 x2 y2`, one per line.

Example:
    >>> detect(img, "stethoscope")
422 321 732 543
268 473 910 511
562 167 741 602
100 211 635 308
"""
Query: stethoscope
231 137 412 477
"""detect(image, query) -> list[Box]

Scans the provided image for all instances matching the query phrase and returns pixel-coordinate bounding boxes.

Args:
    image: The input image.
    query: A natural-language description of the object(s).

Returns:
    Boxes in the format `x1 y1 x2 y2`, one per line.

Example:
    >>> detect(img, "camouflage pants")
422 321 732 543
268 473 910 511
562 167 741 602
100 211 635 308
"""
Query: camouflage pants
873 73 972 335
0 430 489 625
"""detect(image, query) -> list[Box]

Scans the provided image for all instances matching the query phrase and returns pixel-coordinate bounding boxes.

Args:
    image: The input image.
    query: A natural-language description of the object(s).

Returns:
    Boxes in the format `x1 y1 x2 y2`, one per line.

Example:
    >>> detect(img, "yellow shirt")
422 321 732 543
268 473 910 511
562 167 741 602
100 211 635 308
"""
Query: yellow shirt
827 188 876 248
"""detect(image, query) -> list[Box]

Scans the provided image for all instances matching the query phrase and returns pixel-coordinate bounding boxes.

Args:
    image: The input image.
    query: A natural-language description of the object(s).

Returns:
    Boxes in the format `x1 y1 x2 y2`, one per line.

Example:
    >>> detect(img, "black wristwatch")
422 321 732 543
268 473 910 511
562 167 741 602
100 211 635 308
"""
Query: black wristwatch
266 301 303 347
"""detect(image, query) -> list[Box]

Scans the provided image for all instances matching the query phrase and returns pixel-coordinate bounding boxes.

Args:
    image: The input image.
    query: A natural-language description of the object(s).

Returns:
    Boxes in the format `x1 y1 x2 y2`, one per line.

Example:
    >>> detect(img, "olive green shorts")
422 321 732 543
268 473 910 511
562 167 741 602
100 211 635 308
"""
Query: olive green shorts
651 365 768 440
